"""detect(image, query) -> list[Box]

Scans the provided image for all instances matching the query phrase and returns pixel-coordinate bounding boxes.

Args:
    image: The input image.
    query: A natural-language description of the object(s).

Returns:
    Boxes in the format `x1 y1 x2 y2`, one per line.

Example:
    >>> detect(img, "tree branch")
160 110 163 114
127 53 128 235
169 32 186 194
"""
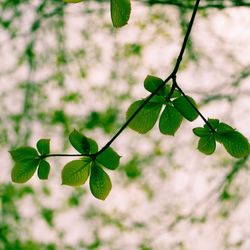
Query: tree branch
44 0 203 159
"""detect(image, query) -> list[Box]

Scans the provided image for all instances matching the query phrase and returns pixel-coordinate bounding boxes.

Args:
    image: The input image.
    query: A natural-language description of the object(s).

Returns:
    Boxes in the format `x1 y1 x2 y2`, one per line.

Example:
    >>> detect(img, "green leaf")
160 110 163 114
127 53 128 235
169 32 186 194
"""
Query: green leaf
126 100 162 134
215 122 235 143
87 137 98 154
165 85 181 98
144 75 164 96
61 158 91 186
197 135 216 155
217 131 249 158
149 95 165 104
69 130 90 154
11 160 39 183
96 147 120 170
159 104 183 136
204 118 220 130
110 0 131 28
193 127 210 137
216 122 235 133
36 139 50 155
90 163 112 200
172 96 198 121
38 160 50 180
9 147 38 162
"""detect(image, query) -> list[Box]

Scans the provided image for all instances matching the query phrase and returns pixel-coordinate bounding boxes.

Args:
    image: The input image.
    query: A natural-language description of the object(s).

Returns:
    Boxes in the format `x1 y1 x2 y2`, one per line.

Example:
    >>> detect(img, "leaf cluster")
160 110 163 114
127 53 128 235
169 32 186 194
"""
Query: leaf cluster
63 130 120 200
193 120 249 158
126 75 198 135
126 75 249 158
10 139 51 183
9 130 120 200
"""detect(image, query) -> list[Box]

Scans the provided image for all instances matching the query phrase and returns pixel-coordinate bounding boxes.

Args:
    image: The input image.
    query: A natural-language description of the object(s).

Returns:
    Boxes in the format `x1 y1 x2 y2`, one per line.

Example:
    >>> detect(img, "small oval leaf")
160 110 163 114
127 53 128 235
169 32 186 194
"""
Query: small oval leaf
9 147 38 162
87 138 99 154
216 122 235 133
126 100 162 134
197 135 216 155
172 96 198 121
38 160 50 180
217 131 249 158
110 0 131 28
61 158 91 186
36 139 50 155
193 127 210 137
11 160 39 183
96 147 120 170
90 163 112 200
144 75 164 96
159 104 183 136
69 130 90 154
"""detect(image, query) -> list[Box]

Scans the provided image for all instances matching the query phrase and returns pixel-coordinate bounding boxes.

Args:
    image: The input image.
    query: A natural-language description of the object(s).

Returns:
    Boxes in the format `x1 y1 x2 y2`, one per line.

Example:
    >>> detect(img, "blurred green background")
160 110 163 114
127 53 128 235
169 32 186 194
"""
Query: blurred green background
1 0 250 249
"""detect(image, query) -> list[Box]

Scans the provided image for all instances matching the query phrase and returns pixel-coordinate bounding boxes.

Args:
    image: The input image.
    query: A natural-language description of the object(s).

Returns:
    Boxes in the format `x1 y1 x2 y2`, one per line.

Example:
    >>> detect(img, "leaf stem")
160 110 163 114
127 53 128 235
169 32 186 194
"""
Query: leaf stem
42 153 86 158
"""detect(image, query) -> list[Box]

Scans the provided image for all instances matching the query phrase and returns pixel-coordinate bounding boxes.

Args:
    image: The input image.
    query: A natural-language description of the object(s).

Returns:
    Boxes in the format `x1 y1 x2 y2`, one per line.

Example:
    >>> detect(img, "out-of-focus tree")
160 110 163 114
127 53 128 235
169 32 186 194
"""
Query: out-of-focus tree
1 0 250 249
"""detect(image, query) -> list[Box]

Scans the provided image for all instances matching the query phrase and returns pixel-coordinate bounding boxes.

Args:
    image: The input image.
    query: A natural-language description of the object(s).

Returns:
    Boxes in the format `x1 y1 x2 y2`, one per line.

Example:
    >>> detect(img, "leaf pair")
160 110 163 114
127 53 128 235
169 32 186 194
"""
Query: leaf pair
61 159 112 200
62 130 120 200
193 119 249 158
64 0 131 28
126 75 198 136
10 139 51 183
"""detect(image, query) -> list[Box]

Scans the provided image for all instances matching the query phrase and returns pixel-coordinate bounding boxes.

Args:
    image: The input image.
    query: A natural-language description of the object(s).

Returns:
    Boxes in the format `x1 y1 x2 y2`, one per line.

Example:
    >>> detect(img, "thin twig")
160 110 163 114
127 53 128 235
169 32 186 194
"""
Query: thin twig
174 79 216 132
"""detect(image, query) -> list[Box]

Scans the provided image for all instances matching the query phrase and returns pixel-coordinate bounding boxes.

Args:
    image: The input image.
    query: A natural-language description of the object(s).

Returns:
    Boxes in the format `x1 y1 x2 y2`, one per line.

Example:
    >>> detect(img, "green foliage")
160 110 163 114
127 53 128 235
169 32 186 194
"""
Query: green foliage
10 143 52 183
193 127 210 137
197 135 216 155
127 75 198 136
89 163 112 200
41 208 54 227
7 0 250 208
126 73 248 159
110 0 131 28
172 96 198 121
62 131 120 198
144 75 165 96
11 160 39 183
193 120 249 158
85 108 118 134
64 0 132 28
61 158 91 186
159 104 183 136
216 131 249 158
96 147 121 170
165 85 181 98
126 74 248 159
87 138 99 154
205 118 220 130
69 129 90 154
10 146 40 183
126 100 162 133
36 139 50 155
9 147 38 162
38 160 51 180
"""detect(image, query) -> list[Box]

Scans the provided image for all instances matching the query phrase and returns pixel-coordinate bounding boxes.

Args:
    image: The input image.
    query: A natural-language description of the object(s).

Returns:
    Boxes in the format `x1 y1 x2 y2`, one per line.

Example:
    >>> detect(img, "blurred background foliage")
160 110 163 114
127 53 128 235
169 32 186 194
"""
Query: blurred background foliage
1 0 250 249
